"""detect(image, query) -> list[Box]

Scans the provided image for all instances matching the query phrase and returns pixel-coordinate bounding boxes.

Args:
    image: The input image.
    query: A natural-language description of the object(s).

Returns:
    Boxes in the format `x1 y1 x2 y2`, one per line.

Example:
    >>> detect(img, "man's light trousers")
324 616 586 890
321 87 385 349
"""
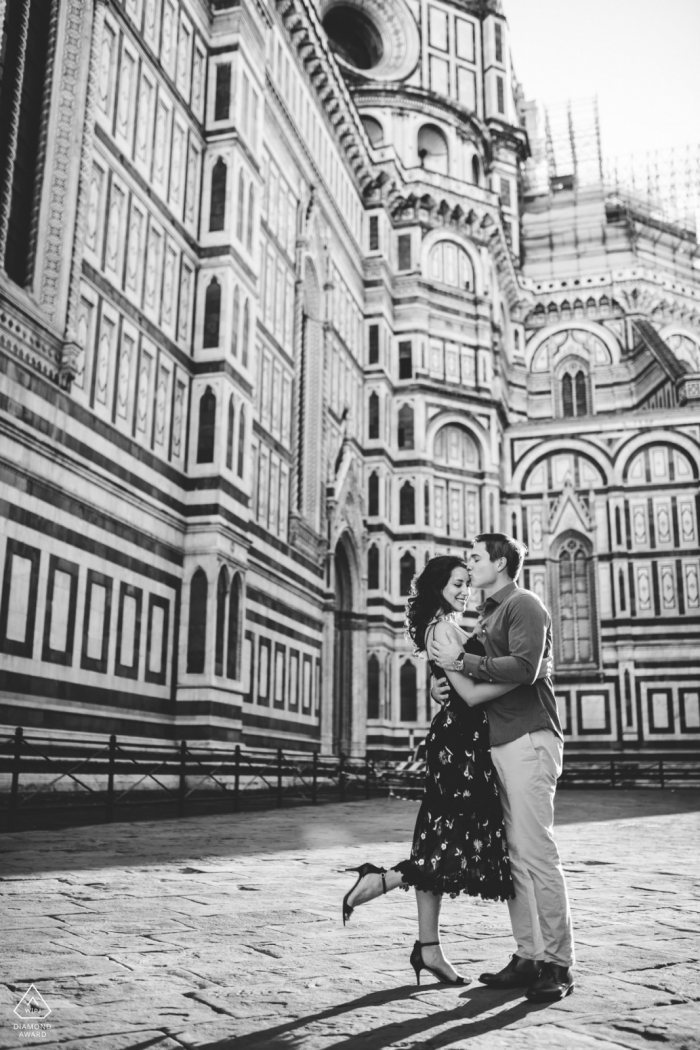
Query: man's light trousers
491 729 575 967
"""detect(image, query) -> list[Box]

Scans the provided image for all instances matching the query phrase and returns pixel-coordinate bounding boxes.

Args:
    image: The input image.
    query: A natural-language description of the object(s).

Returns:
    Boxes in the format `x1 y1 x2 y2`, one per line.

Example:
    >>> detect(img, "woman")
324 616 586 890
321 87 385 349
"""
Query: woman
341 555 516 986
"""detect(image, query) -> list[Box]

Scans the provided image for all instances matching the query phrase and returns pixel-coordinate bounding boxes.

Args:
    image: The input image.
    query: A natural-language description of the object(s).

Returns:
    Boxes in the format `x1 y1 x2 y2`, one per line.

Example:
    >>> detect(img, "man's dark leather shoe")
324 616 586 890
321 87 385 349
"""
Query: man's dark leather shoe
479 954 543 988
525 962 575 1002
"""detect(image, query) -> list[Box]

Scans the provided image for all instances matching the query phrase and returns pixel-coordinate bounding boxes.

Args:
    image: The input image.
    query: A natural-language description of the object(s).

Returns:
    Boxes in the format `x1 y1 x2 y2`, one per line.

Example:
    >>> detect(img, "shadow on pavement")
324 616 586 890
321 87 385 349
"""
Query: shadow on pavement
193 984 548 1050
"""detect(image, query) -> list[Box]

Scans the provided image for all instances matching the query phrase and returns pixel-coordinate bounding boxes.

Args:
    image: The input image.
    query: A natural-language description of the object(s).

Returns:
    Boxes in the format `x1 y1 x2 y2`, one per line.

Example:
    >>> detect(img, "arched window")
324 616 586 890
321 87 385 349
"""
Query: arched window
398 404 414 449
561 369 588 417
237 405 246 477
417 124 448 174
368 392 379 439
362 116 383 147
368 471 379 515
226 397 235 470
399 551 415 595
197 386 216 463
242 300 250 367
400 661 417 721
434 425 479 469
227 574 241 678
209 158 227 232
557 537 596 666
367 654 381 718
246 184 255 250
215 566 228 676
236 170 245 241
471 154 481 186
428 241 474 290
368 545 379 589
203 278 221 348
187 568 208 673
400 482 415 525
232 286 240 356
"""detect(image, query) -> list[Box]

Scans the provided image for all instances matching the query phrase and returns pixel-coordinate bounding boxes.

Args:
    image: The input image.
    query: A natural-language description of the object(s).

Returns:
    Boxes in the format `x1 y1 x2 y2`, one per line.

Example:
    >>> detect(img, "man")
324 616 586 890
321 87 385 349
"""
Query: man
431 533 574 1003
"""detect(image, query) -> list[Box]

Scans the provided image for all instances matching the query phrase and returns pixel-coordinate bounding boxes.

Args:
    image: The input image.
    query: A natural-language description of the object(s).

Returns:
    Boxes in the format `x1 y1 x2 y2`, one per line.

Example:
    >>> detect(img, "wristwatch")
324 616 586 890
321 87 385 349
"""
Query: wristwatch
452 654 465 672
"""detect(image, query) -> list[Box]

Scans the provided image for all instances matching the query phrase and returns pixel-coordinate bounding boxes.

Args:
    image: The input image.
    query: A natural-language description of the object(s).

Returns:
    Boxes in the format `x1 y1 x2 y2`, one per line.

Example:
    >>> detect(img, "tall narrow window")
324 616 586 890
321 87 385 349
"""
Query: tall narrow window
368 471 379 515
499 176 511 208
471 155 481 186
236 169 245 240
400 661 417 720
398 404 414 449
214 62 231 121
367 654 380 719
209 158 227 231
227 574 241 678
242 300 250 367
558 539 594 666
197 386 216 463
494 22 503 63
369 215 379 250
368 545 379 589
618 567 626 612
187 568 208 673
615 506 622 546
226 397 235 470
215 566 228 676
232 285 240 356
368 324 379 364
562 373 573 417
246 183 255 250
496 76 505 114
398 234 411 270
424 481 430 526
237 405 246 477
400 482 415 525
399 551 415 595
398 342 412 380
203 278 221 348
0 0 53 286
575 371 587 416
368 392 379 439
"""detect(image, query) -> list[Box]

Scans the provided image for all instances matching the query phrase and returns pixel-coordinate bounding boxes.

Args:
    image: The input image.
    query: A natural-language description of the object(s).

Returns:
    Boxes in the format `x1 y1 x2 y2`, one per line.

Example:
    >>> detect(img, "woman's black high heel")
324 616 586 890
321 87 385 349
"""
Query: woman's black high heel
410 940 466 986
342 863 387 925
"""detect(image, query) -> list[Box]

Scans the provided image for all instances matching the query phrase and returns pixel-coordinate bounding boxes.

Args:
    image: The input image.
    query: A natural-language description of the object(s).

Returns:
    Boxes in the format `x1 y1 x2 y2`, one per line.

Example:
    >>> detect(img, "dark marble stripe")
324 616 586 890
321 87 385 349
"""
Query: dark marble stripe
0 500 182 588
245 609 323 648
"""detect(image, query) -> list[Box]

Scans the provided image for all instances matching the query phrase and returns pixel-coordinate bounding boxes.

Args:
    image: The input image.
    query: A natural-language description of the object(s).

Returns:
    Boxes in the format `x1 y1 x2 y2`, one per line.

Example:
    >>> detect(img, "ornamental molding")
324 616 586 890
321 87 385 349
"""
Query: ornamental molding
39 0 93 322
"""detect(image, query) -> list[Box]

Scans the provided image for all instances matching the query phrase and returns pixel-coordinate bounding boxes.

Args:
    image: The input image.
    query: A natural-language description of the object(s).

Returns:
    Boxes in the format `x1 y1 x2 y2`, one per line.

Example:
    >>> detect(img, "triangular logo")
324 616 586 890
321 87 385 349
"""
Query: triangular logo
14 984 51 1019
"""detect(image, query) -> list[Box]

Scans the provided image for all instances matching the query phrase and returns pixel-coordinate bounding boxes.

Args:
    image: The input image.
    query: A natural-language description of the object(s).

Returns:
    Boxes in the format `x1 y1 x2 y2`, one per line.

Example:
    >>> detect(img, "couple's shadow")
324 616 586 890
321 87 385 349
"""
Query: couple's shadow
199 980 551 1050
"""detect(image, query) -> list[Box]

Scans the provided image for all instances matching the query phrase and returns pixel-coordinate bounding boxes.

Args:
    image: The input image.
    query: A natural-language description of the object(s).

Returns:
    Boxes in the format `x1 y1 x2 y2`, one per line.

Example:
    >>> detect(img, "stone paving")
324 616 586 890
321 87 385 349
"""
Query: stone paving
0 789 699 1050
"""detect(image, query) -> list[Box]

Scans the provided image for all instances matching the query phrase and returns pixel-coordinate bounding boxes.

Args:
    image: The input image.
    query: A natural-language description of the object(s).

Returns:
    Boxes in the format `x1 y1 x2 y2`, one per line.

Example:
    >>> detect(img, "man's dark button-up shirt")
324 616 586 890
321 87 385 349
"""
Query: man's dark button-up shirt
461 580 563 747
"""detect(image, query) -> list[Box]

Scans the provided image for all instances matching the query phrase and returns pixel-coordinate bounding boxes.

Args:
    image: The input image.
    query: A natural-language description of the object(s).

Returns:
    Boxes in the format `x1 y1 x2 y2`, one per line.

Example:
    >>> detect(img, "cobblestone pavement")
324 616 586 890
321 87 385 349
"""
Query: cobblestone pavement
1 789 699 1050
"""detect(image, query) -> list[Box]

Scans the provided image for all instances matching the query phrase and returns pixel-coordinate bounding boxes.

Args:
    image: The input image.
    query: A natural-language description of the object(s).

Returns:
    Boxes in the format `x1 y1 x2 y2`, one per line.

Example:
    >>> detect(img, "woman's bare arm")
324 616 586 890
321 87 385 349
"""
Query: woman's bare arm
428 621 517 707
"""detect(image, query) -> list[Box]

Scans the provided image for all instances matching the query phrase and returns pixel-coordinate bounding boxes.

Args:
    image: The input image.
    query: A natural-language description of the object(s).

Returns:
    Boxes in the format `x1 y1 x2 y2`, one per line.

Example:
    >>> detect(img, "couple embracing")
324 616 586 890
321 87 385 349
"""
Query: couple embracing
342 533 575 1004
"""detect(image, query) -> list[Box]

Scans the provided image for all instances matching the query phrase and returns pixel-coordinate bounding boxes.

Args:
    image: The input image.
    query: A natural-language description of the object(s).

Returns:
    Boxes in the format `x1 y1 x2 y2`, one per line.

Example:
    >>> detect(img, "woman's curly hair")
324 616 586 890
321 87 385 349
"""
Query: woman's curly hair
404 555 468 655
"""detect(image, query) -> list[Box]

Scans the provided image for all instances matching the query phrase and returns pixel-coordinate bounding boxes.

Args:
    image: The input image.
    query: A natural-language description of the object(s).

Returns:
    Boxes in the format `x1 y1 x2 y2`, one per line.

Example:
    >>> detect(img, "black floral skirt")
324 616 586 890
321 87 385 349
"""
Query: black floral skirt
395 691 513 902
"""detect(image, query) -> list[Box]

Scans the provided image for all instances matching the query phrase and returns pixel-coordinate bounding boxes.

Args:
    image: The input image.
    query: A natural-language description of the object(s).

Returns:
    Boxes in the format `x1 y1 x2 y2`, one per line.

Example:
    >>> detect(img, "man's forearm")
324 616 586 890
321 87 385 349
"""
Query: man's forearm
461 652 539 684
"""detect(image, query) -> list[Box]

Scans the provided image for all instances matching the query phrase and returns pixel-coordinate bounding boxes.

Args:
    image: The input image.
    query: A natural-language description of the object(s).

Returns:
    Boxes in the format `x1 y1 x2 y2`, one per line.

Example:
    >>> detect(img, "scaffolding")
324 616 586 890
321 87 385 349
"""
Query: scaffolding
522 96 700 236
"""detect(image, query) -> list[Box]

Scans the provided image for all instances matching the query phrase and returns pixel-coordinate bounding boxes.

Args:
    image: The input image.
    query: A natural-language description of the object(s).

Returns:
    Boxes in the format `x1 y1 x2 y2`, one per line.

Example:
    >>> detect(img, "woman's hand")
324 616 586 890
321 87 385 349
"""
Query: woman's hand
430 676 451 705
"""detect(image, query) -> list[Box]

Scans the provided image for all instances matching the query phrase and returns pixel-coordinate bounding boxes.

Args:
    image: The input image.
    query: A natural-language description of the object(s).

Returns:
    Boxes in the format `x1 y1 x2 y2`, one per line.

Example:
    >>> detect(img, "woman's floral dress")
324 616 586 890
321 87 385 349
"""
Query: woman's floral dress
395 633 513 901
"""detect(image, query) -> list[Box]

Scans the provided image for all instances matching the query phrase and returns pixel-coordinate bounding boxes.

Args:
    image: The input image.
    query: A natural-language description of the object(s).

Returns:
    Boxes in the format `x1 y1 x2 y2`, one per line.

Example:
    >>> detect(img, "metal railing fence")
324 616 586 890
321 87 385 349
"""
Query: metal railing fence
1 728 699 832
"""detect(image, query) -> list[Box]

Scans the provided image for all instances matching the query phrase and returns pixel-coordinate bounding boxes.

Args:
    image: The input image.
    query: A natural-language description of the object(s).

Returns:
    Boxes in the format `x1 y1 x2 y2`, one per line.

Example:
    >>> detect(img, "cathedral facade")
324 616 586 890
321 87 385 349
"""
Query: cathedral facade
0 0 699 757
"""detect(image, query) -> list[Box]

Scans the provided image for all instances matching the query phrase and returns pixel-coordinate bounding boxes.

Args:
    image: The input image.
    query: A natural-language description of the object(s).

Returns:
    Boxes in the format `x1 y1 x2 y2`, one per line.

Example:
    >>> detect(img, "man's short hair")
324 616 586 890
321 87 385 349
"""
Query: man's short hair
474 533 528 581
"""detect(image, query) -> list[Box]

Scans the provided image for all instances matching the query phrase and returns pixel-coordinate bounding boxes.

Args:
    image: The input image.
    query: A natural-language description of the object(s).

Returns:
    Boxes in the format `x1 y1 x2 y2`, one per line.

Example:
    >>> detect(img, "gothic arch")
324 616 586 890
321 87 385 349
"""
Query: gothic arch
525 321 620 372
511 438 610 491
614 430 700 485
